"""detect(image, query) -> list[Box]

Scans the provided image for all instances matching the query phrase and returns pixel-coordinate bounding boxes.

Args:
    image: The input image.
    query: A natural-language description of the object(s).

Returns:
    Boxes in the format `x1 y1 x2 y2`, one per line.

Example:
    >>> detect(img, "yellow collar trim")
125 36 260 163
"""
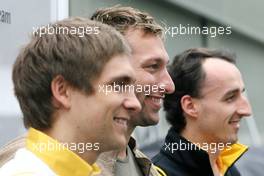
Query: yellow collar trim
217 143 248 175
154 165 167 176
26 128 100 176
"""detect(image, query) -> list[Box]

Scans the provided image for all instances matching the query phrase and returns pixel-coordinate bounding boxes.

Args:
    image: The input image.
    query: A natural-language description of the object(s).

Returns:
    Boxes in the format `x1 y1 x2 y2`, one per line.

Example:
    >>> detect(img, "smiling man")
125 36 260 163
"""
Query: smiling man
0 17 141 175
92 7 175 128
152 48 252 176
90 6 175 176
0 6 174 176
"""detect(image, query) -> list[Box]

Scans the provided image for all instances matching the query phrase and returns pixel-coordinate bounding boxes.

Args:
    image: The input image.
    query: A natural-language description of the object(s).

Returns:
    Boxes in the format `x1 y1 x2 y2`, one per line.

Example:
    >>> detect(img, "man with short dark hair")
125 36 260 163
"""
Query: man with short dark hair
0 17 141 175
152 48 252 176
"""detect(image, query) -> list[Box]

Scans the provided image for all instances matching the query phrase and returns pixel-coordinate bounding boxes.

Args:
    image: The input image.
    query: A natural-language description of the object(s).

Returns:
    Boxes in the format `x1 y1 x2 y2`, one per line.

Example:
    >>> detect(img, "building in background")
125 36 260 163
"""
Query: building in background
0 0 68 146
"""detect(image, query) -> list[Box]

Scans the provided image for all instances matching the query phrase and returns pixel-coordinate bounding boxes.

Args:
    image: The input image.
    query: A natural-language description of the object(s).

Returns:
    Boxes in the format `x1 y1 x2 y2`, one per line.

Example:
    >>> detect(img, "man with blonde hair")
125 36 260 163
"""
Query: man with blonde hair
91 6 174 176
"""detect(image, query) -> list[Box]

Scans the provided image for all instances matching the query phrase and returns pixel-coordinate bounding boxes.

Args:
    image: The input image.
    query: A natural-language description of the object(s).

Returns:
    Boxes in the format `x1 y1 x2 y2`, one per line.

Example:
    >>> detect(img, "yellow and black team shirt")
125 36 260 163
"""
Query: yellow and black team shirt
152 127 247 176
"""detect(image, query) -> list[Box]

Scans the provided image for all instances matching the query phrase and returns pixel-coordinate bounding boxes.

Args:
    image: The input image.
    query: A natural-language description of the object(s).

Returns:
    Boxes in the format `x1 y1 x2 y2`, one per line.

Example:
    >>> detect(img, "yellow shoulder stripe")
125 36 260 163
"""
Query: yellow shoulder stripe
154 165 167 176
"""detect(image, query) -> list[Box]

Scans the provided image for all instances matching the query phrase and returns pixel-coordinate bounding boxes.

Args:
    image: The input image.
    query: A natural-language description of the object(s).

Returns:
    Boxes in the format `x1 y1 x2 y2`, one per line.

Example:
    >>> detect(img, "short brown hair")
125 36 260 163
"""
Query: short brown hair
12 17 130 130
91 5 164 37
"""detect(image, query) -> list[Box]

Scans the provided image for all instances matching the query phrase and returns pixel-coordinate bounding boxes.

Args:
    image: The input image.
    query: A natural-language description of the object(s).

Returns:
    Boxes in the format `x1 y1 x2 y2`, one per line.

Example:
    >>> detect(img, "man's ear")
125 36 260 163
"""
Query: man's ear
181 95 199 118
51 75 71 109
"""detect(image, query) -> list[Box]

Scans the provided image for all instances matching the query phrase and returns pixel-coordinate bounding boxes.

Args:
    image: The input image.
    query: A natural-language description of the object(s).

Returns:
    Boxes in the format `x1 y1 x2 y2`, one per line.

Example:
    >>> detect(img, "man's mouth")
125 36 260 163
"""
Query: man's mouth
145 94 164 110
114 117 128 128
228 119 241 129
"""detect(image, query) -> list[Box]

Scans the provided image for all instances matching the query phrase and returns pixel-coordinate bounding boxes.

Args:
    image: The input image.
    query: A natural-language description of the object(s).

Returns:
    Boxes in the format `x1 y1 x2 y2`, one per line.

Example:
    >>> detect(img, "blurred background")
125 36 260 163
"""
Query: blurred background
1 0 263 175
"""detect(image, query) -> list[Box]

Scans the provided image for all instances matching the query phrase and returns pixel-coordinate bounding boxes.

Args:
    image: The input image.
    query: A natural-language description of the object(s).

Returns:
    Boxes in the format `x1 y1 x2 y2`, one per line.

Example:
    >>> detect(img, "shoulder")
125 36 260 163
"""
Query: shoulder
0 148 55 176
225 165 241 176
152 152 185 176
152 151 172 167
0 135 26 167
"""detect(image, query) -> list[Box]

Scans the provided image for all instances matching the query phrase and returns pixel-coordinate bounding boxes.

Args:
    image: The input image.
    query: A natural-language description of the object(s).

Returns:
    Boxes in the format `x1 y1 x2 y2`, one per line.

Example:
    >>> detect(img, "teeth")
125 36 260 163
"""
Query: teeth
115 118 127 126
151 97 161 103
228 121 240 128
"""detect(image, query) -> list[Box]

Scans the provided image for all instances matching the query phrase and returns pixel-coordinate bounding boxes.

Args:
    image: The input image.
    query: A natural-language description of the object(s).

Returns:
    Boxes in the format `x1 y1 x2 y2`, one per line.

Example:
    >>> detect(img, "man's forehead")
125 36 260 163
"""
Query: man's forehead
99 55 135 80
124 28 157 37
203 57 231 67
200 58 244 95
124 29 169 62
124 28 163 47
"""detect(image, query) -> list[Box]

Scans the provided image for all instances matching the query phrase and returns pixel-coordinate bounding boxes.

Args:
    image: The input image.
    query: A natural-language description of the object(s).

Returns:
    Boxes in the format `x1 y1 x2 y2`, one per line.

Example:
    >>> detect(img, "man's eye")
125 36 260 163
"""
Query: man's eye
226 95 235 102
151 64 159 69
146 64 159 71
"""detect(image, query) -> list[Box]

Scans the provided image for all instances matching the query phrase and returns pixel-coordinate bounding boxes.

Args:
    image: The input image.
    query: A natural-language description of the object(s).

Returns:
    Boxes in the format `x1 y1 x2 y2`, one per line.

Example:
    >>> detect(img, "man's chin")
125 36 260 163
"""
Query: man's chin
139 113 160 127
224 136 238 145
230 138 238 145
129 109 160 127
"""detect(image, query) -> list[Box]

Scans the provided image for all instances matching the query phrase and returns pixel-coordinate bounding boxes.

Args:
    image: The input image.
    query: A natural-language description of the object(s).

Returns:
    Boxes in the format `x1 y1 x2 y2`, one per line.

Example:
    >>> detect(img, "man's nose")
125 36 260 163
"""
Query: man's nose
237 95 252 117
160 70 175 94
123 92 142 114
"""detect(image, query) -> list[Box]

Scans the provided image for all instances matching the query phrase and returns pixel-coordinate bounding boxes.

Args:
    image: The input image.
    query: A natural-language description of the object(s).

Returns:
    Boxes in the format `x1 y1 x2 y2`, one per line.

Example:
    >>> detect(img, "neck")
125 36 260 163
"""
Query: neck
181 126 221 152
43 127 99 165
181 128 222 176
209 152 222 176
77 150 99 165
117 125 135 160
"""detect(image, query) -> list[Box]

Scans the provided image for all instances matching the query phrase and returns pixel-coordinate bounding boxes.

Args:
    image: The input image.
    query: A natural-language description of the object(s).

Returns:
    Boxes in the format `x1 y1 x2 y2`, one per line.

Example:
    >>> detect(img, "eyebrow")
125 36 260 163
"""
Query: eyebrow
222 87 245 99
143 57 169 65
106 75 136 85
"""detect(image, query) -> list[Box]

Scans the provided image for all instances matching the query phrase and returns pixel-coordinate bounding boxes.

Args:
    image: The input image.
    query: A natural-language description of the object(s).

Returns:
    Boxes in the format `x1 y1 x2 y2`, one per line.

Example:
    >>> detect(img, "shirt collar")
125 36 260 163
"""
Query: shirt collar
162 127 247 175
217 143 248 174
128 137 153 176
26 127 101 176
